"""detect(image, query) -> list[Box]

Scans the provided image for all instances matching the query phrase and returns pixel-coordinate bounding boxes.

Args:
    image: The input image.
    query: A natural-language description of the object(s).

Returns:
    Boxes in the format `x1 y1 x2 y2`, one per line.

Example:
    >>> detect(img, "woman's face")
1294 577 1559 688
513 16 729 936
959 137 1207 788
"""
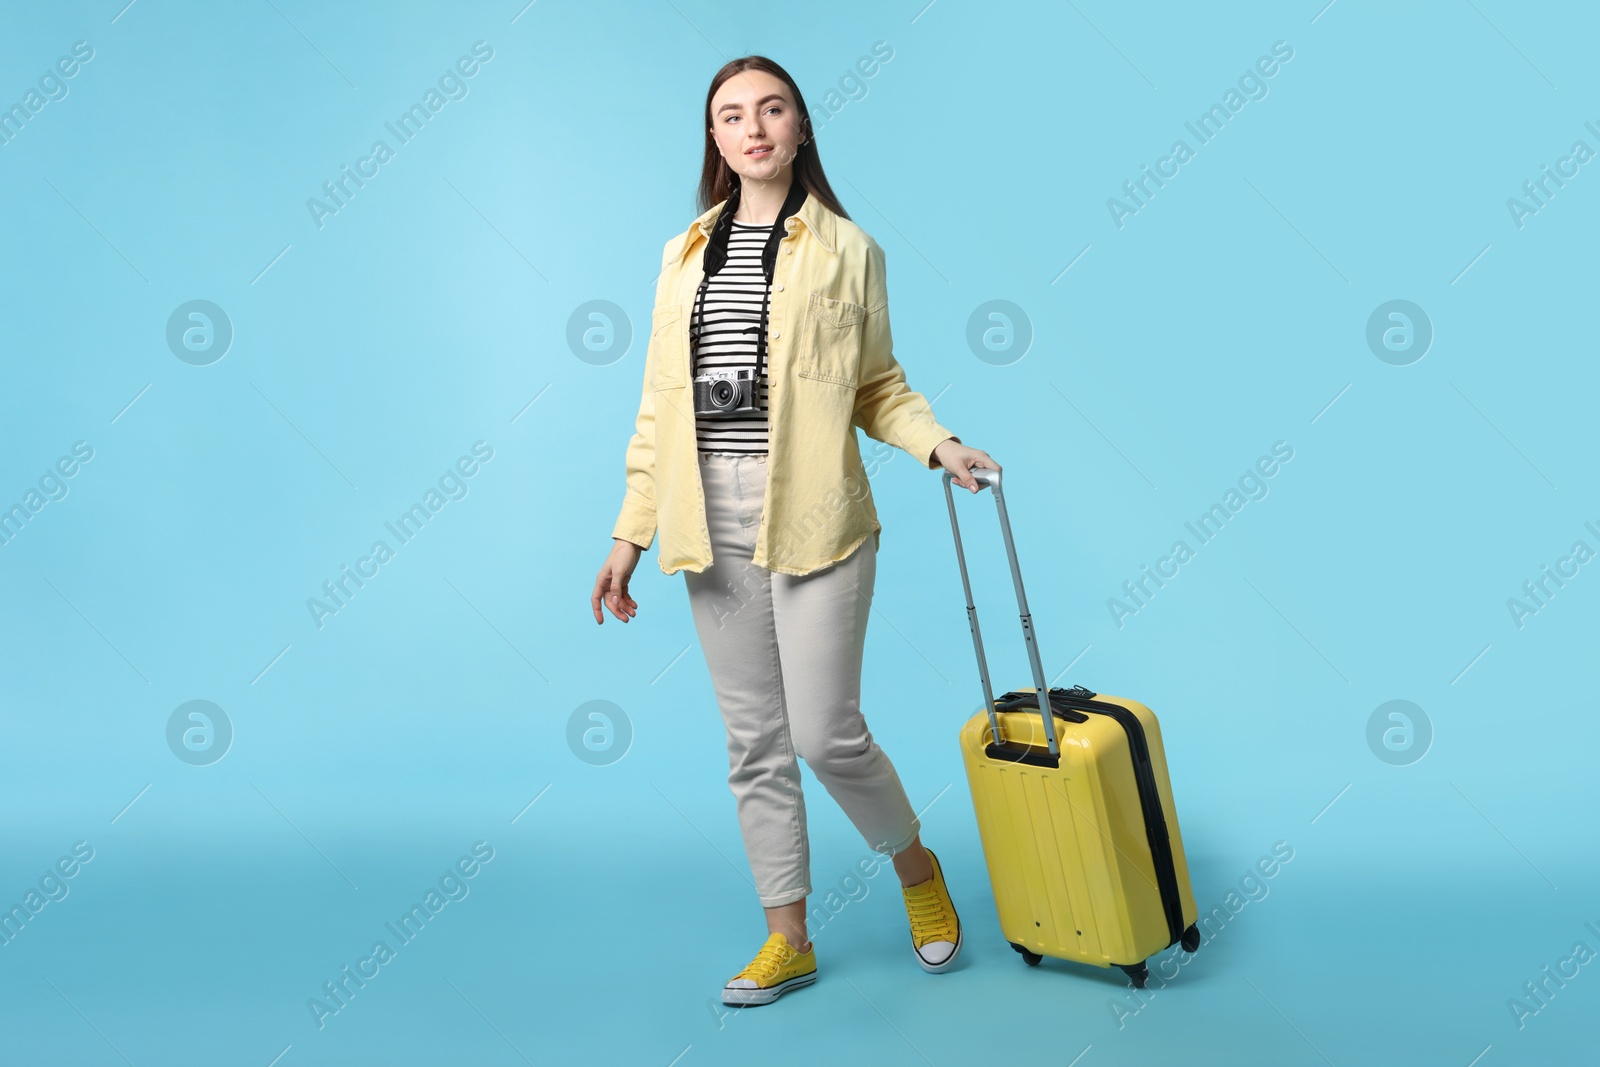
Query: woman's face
709 69 806 182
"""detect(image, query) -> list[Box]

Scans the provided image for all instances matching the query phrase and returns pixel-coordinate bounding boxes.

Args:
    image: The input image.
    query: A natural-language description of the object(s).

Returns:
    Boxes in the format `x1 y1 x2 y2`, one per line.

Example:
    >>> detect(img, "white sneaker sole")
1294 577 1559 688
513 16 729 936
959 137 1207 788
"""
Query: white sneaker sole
721 969 817 1006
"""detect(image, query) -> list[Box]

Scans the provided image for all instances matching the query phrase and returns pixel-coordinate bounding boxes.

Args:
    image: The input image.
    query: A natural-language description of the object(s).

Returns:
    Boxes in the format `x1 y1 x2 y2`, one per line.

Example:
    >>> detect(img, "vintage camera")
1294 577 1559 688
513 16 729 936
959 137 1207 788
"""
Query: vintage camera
692 368 761 418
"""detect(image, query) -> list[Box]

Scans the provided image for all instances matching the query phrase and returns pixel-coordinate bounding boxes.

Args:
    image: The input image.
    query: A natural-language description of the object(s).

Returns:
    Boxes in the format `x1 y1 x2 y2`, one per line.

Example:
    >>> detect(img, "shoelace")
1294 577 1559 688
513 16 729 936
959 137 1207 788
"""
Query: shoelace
737 940 795 982
904 883 955 942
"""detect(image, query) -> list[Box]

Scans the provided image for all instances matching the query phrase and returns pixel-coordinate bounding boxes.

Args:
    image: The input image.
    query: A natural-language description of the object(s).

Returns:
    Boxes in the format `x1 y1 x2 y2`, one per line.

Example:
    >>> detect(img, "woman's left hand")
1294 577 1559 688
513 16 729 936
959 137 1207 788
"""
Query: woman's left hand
933 438 1001 492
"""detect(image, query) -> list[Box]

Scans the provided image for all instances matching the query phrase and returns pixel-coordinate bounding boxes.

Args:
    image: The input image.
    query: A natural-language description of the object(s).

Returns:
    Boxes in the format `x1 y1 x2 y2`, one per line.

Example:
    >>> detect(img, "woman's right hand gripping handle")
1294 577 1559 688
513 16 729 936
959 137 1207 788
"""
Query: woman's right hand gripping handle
593 538 643 624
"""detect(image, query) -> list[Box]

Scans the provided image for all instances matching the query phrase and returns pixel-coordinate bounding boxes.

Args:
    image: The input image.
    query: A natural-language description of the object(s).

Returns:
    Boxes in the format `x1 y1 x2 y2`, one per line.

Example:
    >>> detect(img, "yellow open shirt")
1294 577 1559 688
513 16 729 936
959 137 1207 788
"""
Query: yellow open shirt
611 192 962 577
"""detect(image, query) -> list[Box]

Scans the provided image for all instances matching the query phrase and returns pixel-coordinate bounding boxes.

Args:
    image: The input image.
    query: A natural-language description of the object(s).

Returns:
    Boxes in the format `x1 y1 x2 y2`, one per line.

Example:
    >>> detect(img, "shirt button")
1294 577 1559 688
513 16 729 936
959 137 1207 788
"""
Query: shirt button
772 329 781 338
785 247 793 254
774 282 784 291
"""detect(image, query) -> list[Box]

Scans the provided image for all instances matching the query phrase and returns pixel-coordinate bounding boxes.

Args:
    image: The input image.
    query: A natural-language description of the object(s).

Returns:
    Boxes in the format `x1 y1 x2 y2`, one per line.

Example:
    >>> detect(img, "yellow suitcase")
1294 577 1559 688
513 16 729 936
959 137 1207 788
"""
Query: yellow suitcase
943 468 1200 987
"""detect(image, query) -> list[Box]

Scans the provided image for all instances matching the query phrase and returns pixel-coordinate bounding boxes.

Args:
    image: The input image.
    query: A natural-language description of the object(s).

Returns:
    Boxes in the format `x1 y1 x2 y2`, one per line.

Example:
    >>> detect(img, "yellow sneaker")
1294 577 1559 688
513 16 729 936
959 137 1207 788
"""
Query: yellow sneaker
721 932 817 1006
902 847 963 973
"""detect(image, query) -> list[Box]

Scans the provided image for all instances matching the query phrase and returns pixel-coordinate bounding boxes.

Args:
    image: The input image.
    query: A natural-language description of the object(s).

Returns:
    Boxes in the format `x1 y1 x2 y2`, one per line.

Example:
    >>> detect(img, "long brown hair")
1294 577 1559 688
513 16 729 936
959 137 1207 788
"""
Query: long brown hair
696 56 851 220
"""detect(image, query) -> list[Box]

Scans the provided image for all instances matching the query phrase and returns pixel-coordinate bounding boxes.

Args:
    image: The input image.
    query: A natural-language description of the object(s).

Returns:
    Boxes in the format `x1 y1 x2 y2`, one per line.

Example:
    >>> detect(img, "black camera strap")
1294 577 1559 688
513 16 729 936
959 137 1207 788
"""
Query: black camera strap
689 177 809 390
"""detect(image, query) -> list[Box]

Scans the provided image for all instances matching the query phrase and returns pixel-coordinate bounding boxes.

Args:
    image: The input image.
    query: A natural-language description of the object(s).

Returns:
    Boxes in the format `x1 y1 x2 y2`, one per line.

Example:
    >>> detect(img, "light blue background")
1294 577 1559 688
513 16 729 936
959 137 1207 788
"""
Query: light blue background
2 1 1596 1064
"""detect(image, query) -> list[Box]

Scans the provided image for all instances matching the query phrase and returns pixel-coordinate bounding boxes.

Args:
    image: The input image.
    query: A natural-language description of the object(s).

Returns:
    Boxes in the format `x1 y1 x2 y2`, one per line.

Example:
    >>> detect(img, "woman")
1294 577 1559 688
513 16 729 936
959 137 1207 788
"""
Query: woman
591 55 1000 1007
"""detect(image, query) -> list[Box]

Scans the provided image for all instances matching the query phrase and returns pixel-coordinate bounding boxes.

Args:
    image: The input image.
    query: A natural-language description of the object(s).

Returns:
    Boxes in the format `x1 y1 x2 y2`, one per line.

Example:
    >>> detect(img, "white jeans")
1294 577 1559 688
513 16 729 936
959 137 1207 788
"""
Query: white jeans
684 451 922 907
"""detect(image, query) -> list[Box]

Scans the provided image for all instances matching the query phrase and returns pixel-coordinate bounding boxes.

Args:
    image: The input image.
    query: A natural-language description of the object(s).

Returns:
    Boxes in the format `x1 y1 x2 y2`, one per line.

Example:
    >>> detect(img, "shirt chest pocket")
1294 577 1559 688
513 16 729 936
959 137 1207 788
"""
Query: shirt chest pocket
650 305 686 390
796 292 867 389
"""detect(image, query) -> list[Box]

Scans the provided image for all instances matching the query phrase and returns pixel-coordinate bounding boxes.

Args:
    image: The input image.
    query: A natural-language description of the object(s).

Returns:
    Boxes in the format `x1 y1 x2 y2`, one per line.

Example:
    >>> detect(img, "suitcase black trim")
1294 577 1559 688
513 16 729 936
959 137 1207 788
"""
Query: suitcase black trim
988 685 1186 950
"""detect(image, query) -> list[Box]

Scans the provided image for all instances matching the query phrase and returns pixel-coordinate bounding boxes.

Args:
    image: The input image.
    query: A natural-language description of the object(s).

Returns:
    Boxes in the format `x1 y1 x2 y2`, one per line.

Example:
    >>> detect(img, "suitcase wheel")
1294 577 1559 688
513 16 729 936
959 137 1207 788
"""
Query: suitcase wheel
1119 962 1149 988
1180 923 1201 953
1008 942 1043 966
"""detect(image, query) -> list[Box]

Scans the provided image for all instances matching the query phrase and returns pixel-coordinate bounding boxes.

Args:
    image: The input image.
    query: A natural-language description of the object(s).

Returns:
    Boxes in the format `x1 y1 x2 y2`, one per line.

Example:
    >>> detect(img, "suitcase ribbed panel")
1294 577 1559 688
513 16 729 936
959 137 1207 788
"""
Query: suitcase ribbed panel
1016 765 1100 961
1031 758 1125 964
1044 764 1106 960
1032 764 1104 962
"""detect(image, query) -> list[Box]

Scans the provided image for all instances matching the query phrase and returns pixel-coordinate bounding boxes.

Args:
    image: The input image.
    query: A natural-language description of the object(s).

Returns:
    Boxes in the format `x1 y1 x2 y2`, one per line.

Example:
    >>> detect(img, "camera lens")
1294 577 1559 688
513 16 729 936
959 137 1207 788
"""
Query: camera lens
710 380 734 406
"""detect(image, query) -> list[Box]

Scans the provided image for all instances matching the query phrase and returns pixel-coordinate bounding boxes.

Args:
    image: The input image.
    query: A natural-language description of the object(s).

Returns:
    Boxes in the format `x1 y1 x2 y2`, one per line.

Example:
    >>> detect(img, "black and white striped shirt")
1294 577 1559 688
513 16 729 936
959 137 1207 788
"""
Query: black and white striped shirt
695 220 773 453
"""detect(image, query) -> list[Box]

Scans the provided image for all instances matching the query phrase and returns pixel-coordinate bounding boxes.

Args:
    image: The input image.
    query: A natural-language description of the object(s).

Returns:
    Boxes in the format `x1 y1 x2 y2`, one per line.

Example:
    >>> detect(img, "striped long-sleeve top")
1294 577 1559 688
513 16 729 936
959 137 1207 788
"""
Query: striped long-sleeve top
693 219 774 454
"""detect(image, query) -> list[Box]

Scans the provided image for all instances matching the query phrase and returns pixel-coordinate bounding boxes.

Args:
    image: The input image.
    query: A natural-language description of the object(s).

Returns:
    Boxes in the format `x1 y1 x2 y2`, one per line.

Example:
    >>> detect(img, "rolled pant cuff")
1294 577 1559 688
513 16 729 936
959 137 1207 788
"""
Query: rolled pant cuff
760 886 811 908
874 823 922 858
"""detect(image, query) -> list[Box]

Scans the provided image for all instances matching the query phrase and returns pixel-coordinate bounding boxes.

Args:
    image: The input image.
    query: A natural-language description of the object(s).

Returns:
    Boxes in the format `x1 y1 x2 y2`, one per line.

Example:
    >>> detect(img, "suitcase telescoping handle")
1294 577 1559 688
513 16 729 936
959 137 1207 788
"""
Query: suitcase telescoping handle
942 468 1062 758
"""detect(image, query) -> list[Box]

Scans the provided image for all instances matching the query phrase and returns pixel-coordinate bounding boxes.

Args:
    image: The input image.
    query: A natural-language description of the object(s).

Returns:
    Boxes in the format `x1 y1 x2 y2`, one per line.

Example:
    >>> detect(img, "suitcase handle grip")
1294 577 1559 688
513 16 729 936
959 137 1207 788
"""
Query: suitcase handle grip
942 468 1062 758
949 467 1000 490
